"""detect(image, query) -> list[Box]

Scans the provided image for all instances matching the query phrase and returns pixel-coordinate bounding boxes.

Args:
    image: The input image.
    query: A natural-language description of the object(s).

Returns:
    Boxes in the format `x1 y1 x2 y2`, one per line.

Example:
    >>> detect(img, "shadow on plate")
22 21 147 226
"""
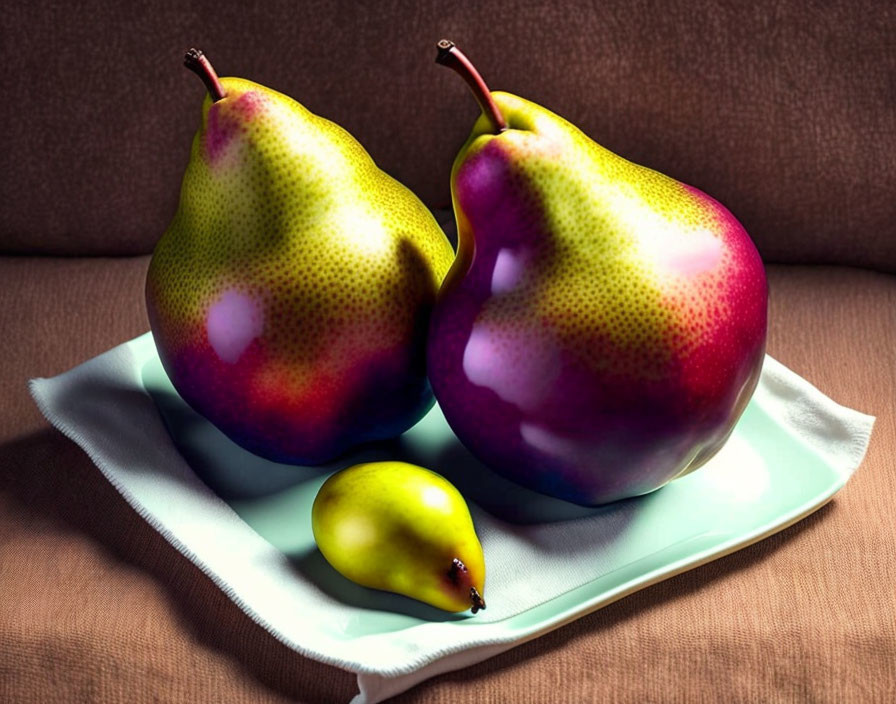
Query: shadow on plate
142 354 625 524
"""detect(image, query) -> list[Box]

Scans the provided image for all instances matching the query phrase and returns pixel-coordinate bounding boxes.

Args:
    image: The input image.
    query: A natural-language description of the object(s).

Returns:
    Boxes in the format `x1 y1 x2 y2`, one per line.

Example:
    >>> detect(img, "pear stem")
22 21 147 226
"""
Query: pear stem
436 40 507 134
448 558 486 614
471 587 486 614
184 48 226 102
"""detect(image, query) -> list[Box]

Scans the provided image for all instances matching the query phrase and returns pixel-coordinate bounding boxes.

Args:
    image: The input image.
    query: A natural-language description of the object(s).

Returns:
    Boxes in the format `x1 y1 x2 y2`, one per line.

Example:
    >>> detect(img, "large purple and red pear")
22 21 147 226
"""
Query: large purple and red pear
427 42 768 506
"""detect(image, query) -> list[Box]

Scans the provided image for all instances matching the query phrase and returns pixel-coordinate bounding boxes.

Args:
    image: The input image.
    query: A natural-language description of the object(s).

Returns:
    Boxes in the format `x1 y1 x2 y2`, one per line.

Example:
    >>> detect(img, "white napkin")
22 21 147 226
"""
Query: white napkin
30 334 874 703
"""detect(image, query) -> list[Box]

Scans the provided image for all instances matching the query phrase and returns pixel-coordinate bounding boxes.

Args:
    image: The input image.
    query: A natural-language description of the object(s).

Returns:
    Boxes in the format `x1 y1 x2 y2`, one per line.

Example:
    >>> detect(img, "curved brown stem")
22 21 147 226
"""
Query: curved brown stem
448 558 486 614
436 40 506 134
184 48 226 102
470 586 486 614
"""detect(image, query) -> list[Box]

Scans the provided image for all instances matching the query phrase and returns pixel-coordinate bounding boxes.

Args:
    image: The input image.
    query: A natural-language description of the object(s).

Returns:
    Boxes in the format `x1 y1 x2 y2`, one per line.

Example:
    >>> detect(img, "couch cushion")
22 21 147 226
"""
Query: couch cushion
0 256 893 701
2 1 895 271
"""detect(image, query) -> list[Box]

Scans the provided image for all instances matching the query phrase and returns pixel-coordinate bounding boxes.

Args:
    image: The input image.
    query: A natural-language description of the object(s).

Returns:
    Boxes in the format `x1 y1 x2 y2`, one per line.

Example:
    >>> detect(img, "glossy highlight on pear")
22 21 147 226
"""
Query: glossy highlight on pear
312 461 487 613
428 42 768 507
146 50 455 465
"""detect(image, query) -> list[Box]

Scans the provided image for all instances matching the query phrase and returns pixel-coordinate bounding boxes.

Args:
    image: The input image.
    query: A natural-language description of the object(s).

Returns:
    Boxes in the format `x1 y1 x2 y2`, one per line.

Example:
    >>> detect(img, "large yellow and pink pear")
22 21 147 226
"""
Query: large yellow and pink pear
146 50 454 464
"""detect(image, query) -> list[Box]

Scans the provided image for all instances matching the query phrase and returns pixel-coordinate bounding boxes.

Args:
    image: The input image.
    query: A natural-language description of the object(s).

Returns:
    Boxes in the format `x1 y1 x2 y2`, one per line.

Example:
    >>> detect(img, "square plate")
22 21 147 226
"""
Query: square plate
31 333 873 703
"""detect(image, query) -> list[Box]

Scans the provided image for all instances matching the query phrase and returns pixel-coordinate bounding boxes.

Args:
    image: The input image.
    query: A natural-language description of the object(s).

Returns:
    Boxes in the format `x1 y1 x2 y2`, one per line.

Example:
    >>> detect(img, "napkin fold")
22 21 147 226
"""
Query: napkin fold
30 334 874 703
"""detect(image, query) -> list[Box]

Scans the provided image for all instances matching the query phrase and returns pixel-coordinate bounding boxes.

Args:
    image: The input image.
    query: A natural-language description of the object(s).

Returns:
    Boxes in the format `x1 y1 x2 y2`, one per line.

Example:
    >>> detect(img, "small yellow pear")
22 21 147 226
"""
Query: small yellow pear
311 461 486 613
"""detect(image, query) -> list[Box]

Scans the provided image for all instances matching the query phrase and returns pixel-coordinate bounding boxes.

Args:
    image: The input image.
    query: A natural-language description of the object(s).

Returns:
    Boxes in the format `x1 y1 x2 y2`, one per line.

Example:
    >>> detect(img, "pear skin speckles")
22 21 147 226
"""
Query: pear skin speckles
146 77 455 465
428 91 767 507
449 93 764 381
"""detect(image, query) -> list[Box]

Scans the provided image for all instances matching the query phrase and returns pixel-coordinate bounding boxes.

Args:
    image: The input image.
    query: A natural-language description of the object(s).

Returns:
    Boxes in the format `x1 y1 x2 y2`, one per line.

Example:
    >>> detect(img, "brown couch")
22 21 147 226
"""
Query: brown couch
2 1 894 701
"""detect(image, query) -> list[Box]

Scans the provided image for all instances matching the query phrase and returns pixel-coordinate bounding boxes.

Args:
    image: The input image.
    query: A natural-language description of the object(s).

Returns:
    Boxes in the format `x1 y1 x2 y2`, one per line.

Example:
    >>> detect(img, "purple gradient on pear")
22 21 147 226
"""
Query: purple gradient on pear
147 291 436 466
428 142 768 507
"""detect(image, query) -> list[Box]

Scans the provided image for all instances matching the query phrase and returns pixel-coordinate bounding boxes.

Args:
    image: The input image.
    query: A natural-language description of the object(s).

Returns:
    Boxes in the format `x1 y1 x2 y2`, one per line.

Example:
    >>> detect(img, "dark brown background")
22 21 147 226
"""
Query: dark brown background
2 0 895 270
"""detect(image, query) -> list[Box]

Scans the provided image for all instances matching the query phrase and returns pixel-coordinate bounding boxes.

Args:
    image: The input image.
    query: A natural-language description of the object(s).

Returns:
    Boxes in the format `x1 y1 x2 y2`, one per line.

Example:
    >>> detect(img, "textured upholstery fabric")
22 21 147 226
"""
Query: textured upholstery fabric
1 257 894 701
2 1 895 270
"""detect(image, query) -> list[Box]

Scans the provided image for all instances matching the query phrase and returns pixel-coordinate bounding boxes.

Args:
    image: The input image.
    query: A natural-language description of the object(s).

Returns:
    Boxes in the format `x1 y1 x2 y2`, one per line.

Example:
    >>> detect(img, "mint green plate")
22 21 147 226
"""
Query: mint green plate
142 348 854 614
131 335 866 685
29 324 871 702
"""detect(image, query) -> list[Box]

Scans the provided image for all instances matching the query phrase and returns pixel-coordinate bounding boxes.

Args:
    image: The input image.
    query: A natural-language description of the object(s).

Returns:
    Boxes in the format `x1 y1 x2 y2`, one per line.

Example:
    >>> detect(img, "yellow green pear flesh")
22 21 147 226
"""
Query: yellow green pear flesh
311 462 486 613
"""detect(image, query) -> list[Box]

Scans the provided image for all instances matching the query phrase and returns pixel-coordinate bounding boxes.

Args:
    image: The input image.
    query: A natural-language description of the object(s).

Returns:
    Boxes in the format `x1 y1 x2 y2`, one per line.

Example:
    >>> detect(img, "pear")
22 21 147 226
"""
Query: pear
146 50 454 464
427 41 768 507
311 461 486 613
